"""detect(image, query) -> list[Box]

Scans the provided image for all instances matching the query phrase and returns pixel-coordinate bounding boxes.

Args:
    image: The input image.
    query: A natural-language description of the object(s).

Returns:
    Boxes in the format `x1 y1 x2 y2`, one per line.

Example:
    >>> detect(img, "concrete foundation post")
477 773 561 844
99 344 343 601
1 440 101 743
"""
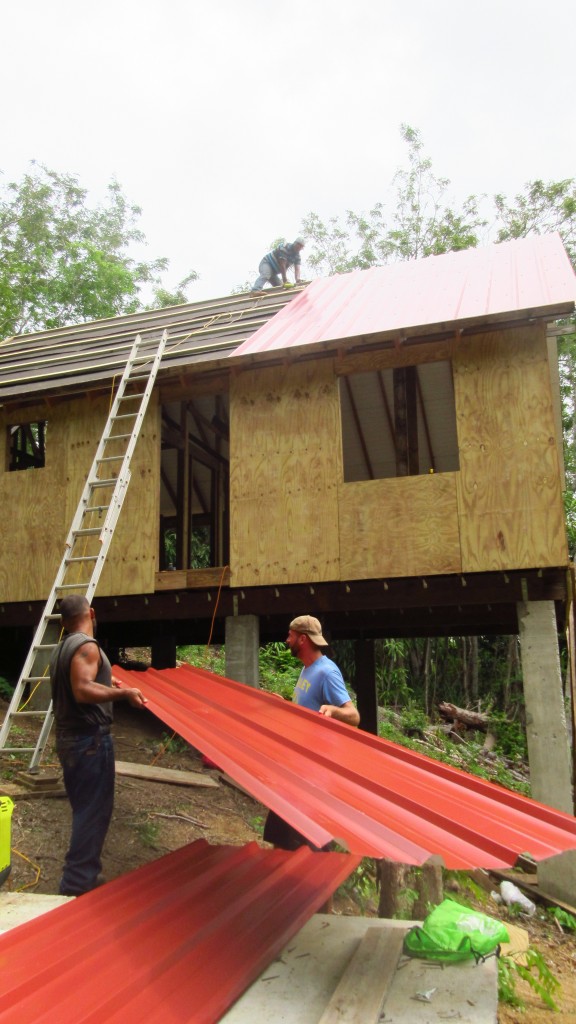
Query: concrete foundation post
517 600 576 903
225 615 260 688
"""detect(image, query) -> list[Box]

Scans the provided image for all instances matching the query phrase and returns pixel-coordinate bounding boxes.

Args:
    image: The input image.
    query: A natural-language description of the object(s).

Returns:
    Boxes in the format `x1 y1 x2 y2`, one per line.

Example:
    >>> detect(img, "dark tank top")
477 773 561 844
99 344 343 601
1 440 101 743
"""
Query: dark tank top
50 632 113 733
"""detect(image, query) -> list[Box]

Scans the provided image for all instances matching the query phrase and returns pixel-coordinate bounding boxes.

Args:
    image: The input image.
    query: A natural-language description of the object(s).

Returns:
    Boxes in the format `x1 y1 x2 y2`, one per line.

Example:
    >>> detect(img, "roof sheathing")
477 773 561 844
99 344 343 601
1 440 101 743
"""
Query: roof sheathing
0 288 302 404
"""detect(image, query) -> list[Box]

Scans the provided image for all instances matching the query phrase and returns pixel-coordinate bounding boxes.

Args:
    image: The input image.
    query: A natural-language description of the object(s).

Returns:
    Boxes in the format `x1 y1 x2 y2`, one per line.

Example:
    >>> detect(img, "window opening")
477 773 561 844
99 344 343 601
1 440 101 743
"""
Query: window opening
8 421 47 471
339 361 459 482
160 396 229 570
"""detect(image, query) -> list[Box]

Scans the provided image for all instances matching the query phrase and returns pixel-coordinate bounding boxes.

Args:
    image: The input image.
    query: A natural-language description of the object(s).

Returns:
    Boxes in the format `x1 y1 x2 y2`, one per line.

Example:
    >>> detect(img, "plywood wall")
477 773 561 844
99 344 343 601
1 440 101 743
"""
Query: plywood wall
339 473 461 579
230 324 567 588
454 325 567 571
0 392 159 603
229 361 342 586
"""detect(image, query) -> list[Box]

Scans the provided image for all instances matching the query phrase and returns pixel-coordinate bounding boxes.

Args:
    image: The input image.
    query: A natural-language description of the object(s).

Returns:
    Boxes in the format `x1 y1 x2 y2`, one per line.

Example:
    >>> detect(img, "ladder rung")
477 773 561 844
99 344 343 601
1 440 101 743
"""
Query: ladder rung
35 644 58 651
104 434 131 442
97 455 124 463
88 480 116 489
85 505 110 514
23 677 51 684
127 372 150 381
117 393 145 402
64 555 99 564
0 746 38 754
114 413 138 420
56 583 91 591
10 710 49 718
75 527 102 536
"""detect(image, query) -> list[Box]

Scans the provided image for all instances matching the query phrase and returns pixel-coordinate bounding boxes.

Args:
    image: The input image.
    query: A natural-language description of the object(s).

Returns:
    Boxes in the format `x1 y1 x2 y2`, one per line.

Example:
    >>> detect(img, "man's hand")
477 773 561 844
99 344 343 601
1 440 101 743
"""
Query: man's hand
124 687 148 708
319 702 360 727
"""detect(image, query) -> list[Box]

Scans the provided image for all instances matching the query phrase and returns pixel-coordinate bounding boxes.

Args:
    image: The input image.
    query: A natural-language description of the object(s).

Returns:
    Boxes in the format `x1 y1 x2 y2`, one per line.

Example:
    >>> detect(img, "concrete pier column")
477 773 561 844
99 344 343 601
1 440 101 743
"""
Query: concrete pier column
225 614 260 688
518 600 576 903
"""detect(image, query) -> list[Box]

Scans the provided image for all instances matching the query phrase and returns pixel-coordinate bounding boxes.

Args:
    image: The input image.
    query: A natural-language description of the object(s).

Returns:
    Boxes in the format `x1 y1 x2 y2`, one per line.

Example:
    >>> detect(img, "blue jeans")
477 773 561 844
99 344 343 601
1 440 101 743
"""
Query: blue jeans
56 730 115 895
252 259 282 291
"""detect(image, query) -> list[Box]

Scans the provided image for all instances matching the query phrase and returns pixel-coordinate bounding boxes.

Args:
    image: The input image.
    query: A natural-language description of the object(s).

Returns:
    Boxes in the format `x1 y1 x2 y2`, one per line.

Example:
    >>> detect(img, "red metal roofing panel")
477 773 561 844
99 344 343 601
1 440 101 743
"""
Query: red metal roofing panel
232 234 576 358
113 664 576 869
0 840 359 1024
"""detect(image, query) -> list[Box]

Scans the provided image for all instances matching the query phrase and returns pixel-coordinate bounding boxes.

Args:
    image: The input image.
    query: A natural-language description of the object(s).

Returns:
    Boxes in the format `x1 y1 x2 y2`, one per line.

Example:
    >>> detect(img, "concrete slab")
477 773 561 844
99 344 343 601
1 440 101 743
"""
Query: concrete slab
222 914 498 1024
0 891 73 933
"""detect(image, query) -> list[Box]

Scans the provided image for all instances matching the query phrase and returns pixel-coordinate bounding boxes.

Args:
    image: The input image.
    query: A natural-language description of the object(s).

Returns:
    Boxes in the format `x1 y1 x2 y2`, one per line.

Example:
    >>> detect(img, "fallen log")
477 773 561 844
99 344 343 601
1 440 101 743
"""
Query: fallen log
438 701 491 731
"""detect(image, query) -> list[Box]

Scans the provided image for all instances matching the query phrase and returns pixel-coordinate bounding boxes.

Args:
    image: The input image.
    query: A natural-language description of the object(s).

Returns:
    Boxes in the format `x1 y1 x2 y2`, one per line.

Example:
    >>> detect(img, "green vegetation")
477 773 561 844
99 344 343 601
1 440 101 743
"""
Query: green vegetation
157 732 189 756
0 676 14 701
498 948 561 1011
0 163 198 338
135 817 160 848
548 906 576 931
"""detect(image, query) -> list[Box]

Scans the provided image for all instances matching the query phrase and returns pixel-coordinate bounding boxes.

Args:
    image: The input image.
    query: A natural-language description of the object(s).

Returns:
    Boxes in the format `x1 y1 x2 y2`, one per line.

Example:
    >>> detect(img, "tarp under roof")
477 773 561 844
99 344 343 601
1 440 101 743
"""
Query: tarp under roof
113 663 576 869
0 841 359 1024
232 233 576 361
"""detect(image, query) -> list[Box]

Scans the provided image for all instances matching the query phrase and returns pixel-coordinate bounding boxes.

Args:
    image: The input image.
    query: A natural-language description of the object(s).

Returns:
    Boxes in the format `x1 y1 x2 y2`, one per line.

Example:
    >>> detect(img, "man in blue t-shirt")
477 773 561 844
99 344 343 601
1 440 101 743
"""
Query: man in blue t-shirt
263 615 360 851
251 238 305 291
288 615 360 724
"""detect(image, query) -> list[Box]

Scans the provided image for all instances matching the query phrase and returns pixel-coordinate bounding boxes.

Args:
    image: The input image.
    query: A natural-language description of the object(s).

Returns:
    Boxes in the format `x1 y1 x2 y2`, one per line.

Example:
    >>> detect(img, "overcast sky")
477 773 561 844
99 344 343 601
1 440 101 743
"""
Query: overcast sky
2 0 574 302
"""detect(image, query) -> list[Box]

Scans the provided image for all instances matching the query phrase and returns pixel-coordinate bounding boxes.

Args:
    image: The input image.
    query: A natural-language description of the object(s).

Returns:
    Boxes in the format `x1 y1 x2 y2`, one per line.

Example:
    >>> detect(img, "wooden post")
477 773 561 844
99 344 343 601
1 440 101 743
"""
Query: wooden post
355 639 378 735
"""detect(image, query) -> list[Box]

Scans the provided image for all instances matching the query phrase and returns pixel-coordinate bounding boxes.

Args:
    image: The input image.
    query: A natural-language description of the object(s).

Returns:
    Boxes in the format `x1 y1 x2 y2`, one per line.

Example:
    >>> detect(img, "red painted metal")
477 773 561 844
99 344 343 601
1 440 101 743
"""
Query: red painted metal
113 664 576 869
0 841 359 1023
232 234 576 358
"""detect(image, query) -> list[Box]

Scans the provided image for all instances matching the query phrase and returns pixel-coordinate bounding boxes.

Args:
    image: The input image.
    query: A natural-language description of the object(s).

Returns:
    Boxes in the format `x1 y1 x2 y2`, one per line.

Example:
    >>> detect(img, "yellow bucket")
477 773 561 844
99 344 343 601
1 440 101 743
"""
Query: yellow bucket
0 796 14 887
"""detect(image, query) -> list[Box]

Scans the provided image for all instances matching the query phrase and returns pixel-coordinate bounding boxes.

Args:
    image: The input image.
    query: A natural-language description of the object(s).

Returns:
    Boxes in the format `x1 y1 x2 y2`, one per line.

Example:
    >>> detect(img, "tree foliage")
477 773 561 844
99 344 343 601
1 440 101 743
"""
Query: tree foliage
0 163 197 337
302 125 488 276
301 124 576 278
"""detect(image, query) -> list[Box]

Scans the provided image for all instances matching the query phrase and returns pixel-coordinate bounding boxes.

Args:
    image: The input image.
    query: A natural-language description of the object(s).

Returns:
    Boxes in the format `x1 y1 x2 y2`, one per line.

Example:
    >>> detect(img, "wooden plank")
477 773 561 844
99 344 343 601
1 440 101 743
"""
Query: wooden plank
318 926 405 1024
115 761 219 788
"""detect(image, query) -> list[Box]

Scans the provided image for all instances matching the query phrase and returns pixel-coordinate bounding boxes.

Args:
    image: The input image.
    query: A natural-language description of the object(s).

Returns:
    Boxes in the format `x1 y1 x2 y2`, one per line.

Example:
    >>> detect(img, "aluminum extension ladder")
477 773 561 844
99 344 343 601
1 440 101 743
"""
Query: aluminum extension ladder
0 330 167 770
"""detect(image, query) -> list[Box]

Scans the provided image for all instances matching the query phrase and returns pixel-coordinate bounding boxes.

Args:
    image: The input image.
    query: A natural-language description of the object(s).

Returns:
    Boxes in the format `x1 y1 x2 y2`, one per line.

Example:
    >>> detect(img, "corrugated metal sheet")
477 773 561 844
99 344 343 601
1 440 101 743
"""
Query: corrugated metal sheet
0 840 359 1023
113 664 576 869
0 287 301 401
232 234 576 360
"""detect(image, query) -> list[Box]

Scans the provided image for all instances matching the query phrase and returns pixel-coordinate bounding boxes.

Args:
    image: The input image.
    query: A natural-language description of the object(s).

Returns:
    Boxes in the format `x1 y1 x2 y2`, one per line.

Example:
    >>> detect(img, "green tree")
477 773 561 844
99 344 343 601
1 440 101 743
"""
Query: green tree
302 125 487 276
495 178 576 264
0 163 197 337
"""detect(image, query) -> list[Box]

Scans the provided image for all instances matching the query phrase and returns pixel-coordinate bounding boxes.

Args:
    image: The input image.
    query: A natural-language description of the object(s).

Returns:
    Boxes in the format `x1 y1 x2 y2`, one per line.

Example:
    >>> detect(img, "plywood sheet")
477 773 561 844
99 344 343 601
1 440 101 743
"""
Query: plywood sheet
0 401 68 603
230 362 342 587
339 472 462 579
0 392 159 603
454 326 567 571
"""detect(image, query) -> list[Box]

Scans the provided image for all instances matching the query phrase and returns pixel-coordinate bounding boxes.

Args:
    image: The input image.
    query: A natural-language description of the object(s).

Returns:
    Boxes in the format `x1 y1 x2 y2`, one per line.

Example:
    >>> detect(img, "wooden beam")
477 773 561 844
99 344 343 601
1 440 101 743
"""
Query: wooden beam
115 761 219 788
318 927 405 1024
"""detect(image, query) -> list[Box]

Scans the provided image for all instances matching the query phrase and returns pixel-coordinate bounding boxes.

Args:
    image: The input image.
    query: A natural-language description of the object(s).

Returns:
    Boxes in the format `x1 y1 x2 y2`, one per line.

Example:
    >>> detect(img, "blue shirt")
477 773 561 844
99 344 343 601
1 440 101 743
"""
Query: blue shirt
293 655 352 712
264 243 302 273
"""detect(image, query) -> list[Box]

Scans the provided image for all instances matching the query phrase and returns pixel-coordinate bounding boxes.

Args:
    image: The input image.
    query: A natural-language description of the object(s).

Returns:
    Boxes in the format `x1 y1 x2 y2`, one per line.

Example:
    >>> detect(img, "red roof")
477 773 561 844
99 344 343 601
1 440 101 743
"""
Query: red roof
232 234 576 359
113 663 576 869
0 841 358 1023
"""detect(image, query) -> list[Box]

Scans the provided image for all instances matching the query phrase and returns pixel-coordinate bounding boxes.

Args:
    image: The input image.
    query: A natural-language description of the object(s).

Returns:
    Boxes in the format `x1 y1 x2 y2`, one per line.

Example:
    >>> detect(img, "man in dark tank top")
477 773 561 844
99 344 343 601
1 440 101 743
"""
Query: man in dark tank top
50 595 148 896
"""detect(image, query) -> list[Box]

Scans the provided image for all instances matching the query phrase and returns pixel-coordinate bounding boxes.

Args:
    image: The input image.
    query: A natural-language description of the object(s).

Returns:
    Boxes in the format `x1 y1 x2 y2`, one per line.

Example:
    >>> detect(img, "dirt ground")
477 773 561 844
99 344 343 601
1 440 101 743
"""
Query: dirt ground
1 699 576 1022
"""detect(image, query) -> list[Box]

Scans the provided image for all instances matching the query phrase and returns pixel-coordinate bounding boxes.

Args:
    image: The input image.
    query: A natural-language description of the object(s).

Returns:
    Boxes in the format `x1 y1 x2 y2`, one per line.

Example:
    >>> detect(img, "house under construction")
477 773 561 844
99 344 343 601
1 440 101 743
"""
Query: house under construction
1 232 575 896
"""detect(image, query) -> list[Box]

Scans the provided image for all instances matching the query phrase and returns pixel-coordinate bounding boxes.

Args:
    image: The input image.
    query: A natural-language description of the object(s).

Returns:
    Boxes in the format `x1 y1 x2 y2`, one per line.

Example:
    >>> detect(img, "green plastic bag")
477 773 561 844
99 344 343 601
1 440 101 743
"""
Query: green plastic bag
404 897 510 963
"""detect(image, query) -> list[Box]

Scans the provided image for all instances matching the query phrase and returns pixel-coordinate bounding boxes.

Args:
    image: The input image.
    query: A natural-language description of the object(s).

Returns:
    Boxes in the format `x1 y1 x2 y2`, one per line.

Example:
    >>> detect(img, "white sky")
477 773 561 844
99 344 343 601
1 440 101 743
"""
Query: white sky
1 0 574 302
